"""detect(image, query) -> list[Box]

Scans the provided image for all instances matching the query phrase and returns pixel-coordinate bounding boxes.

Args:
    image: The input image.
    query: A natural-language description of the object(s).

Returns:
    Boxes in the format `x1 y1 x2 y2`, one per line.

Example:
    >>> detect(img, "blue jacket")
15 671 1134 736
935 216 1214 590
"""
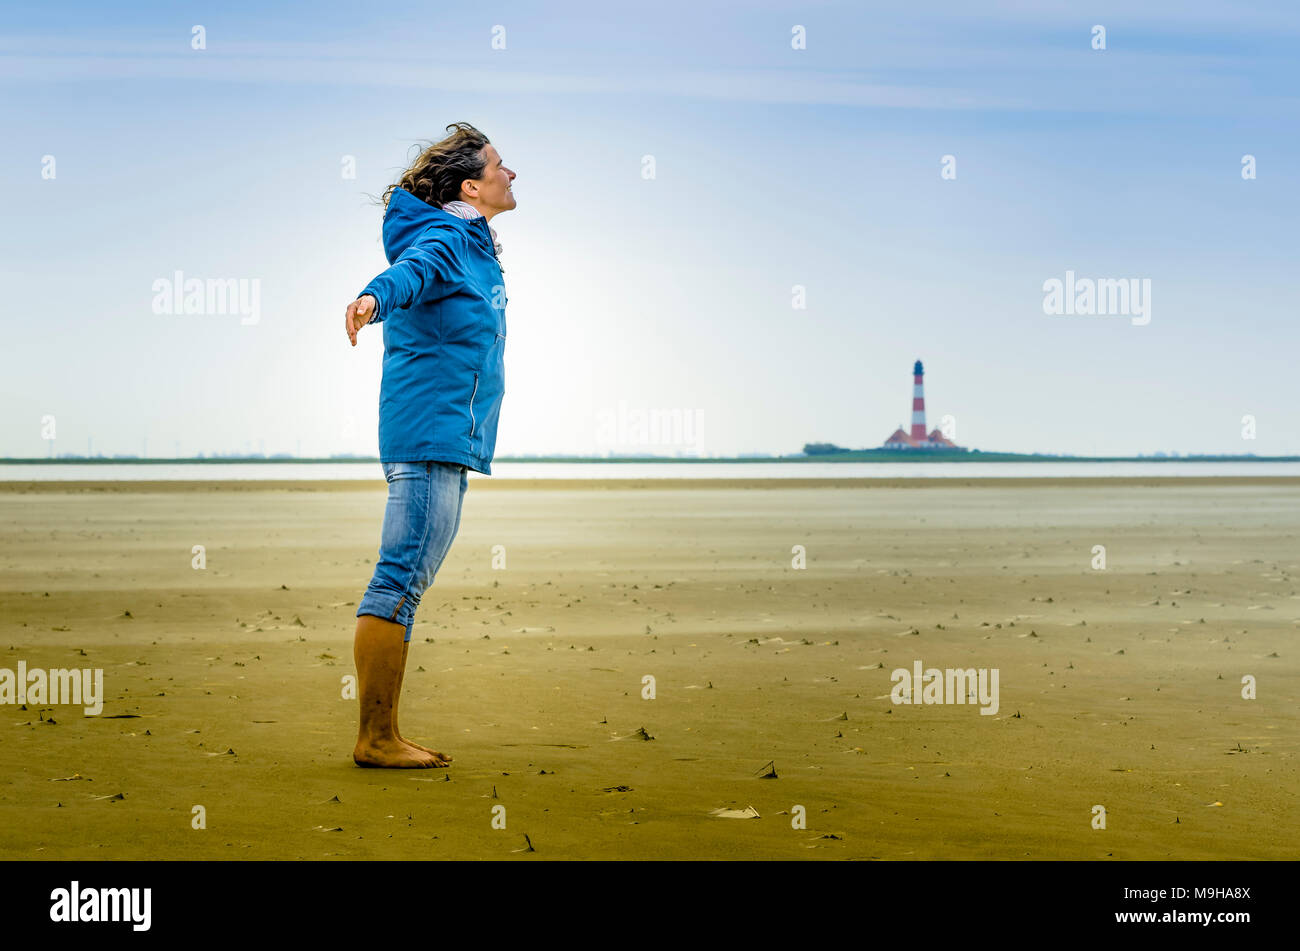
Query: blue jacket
358 187 507 474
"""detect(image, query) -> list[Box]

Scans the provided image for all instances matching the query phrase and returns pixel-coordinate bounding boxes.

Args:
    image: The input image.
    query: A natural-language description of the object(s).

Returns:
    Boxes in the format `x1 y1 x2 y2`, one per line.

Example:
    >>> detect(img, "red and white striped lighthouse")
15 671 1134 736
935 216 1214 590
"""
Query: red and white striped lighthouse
910 359 927 444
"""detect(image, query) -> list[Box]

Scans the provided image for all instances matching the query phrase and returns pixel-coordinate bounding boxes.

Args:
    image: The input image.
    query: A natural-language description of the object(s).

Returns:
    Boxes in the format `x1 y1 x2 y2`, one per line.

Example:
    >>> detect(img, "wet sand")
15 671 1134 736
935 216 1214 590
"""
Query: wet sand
1 477 1296 859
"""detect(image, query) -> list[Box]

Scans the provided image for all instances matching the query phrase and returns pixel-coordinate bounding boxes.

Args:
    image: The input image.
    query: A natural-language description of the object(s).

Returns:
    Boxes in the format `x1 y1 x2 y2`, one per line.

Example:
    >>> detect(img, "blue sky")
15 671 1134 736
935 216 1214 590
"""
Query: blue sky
3 0 1297 458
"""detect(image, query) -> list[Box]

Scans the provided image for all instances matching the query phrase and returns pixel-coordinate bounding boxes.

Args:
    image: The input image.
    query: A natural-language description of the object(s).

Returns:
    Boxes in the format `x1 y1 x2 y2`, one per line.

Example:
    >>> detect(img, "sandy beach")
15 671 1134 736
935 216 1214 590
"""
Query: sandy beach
1 476 1296 860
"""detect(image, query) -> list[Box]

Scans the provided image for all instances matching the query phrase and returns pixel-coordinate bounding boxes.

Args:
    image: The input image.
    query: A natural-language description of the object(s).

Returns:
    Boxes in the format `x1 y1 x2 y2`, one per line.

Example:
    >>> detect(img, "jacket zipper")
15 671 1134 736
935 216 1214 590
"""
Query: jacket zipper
468 373 479 439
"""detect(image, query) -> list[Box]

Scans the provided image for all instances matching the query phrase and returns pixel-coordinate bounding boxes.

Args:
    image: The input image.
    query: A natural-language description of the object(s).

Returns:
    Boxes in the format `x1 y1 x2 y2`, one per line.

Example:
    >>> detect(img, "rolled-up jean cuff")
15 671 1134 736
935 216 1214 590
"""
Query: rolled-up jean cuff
358 460 468 645
357 593 415 640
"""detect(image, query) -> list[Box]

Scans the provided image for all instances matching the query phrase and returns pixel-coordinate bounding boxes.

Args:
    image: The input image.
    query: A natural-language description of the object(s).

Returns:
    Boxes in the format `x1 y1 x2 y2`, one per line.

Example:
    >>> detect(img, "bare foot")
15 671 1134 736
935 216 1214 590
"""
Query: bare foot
398 736 452 765
354 738 441 768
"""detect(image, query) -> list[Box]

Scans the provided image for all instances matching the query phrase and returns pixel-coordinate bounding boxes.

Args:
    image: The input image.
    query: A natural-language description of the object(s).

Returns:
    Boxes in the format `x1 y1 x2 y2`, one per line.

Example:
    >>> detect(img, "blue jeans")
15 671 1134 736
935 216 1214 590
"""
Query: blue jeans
357 461 469 641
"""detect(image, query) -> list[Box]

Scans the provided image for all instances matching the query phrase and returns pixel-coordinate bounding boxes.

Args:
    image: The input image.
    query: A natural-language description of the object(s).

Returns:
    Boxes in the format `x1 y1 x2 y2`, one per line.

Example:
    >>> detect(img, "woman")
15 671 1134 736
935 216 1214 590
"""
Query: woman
343 122 516 768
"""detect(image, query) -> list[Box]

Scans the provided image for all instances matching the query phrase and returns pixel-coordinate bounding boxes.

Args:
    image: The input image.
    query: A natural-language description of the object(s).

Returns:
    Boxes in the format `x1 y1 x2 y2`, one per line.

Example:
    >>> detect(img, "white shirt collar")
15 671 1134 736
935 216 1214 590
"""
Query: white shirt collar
440 200 482 220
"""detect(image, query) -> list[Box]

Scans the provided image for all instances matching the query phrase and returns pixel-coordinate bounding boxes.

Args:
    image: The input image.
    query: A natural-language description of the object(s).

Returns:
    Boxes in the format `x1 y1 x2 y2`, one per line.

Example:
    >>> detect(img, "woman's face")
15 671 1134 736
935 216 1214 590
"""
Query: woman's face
465 144 516 218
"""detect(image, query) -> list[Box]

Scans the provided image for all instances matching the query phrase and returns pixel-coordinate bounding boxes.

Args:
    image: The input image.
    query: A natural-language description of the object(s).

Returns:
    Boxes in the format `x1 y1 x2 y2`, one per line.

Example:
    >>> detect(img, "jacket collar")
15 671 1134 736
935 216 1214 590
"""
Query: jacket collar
439 200 502 258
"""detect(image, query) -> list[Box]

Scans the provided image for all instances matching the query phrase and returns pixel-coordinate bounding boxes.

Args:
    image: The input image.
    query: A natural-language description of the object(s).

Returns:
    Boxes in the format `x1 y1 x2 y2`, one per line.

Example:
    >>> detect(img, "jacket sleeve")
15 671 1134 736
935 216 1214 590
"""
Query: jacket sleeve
357 233 460 323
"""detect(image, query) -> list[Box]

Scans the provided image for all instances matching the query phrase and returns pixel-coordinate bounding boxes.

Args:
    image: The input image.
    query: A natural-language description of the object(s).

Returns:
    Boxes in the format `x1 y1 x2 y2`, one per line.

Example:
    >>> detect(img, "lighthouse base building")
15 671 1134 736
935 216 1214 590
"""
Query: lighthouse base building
883 427 960 450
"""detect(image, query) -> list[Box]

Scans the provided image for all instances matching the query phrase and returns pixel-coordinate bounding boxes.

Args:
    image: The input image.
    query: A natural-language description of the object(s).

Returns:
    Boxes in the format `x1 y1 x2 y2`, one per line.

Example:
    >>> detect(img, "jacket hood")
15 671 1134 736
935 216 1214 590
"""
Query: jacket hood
381 187 486 264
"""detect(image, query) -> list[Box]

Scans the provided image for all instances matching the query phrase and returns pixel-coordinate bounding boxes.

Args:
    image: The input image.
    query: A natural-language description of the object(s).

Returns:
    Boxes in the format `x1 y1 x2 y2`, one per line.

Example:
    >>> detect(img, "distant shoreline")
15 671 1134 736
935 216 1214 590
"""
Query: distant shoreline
3 476 1300 493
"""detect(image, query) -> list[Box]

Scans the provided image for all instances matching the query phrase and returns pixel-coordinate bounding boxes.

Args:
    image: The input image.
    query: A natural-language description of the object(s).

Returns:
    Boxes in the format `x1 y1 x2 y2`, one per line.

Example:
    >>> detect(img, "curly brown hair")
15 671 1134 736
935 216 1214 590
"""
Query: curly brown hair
381 122 492 209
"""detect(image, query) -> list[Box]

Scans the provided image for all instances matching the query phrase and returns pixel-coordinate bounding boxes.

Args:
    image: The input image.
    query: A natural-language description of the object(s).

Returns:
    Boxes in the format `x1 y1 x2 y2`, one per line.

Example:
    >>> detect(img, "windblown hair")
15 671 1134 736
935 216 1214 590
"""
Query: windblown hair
381 122 492 209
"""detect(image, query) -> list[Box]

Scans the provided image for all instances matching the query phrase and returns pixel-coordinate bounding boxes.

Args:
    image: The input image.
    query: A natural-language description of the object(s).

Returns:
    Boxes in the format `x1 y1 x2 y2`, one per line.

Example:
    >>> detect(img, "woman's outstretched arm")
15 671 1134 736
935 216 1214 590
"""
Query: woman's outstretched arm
345 236 460 345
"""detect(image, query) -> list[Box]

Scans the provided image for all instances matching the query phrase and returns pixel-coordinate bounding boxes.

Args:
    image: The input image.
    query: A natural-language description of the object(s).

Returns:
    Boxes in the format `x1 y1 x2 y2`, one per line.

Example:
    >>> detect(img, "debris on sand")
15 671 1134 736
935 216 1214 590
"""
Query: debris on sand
609 725 657 743
755 760 778 779
709 805 761 819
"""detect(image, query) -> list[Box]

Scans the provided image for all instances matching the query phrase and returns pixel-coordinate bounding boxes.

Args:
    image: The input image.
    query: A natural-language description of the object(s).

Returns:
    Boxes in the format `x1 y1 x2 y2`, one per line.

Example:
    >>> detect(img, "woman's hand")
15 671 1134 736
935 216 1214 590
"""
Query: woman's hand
345 295 378 347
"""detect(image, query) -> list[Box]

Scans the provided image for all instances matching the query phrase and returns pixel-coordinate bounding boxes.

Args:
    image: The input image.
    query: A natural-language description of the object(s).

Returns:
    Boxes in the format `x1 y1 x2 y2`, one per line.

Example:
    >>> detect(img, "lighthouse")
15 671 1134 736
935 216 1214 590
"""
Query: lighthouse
881 358 964 450
910 360 927 444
